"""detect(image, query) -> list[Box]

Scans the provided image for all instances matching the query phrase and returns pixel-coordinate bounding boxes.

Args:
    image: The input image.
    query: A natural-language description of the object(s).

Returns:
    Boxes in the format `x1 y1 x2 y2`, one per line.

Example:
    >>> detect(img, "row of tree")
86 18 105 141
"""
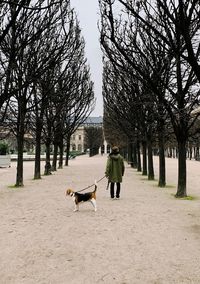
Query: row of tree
85 126 104 157
0 0 95 186
99 0 200 197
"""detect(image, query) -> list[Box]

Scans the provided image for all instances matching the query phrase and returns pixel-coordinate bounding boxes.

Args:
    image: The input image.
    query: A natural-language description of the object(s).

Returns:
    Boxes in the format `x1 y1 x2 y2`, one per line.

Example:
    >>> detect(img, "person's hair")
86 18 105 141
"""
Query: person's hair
112 146 119 154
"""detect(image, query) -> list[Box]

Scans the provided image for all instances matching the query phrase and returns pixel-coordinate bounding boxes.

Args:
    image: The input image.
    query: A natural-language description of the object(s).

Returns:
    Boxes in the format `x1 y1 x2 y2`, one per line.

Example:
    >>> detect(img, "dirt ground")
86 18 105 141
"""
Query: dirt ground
0 154 200 284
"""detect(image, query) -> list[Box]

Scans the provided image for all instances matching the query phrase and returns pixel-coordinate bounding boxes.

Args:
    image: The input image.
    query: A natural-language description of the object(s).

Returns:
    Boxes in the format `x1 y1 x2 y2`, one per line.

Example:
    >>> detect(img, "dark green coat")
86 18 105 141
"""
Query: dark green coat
105 153 125 183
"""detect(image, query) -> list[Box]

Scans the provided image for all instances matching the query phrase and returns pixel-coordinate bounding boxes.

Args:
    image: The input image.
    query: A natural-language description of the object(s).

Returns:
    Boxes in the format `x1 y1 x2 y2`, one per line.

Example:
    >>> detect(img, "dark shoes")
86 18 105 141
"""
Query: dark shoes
110 196 120 199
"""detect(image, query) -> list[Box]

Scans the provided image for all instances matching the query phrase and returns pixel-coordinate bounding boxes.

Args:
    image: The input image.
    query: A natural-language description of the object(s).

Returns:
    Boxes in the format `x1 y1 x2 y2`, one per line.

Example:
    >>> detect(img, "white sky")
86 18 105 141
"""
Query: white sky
70 0 103 117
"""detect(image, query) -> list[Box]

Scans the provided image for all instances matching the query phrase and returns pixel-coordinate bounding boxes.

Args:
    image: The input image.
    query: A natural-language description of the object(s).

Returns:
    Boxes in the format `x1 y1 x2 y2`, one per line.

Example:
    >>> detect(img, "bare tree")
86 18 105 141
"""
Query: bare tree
0 0 65 113
115 0 200 82
84 126 103 157
99 0 200 197
1 0 72 186
50 55 95 171
32 8 82 178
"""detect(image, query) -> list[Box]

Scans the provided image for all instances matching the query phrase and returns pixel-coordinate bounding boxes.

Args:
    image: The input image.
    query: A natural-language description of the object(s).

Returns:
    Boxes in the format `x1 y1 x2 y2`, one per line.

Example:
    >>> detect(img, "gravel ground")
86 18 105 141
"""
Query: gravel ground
0 154 200 284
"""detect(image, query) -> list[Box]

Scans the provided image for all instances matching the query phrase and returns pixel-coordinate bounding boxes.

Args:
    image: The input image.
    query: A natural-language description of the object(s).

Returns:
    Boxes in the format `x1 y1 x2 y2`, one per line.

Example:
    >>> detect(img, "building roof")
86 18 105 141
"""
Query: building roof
82 116 103 126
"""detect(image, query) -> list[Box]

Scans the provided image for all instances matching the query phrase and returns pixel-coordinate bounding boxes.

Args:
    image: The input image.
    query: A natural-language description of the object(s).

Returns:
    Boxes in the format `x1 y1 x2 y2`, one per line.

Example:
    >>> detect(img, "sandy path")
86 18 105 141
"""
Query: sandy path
0 155 200 284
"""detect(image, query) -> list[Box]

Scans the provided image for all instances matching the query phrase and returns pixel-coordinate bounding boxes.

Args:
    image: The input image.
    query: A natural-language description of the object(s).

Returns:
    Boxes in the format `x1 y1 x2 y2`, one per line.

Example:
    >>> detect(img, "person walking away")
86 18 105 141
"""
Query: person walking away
105 146 125 199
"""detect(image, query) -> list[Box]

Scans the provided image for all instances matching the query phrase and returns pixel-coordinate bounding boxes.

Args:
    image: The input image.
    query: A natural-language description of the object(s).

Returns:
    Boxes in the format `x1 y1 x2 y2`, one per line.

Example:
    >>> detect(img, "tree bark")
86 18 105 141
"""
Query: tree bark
15 99 25 187
52 143 58 171
44 140 51 175
34 119 42 179
128 142 134 168
147 134 154 180
16 133 24 187
142 141 147 175
65 137 70 166
58 139 64 169
132 142 138 168
175 140 187 197
158 120 166 187
137 140 141 172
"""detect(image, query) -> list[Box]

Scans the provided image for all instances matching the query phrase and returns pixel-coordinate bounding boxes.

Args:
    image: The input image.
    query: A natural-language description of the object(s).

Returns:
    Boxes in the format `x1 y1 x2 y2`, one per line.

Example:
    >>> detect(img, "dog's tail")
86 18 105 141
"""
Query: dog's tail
93 180 97 192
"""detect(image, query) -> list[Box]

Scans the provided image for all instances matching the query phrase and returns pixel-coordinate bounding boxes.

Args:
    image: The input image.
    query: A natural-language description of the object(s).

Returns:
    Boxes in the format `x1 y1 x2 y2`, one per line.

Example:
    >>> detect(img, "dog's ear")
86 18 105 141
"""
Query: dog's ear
66 188 74 196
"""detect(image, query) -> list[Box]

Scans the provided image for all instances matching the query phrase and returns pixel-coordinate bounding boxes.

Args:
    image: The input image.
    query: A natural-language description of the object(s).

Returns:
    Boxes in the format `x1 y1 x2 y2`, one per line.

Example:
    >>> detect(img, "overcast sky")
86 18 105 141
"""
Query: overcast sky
70 0 103 117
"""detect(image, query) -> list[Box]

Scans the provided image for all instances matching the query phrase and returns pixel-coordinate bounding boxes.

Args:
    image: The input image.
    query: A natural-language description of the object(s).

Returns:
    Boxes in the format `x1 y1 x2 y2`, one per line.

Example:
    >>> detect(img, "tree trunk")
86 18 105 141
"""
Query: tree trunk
175 140 187 197
52 143 58 171
168 147 172 158
89 148 93 157
128 142 134 167
158 144 166 187
44 140 51 175
65 138 70 166
44 121 52 175
195 146 199 160
16 133 24 187
142 141 147 175
34 122 42 179
147 135 154 180
158 121 166 187
15 103 25 187
189 147 192 160
58 139 63 169
132 142 138 168
137 141 141 172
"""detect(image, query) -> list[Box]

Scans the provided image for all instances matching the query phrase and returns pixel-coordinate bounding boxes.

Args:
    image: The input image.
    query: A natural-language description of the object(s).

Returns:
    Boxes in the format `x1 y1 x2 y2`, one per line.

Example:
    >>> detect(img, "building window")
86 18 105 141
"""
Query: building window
72 144 76 151
73 135 75 140
78 144 82 152
101 145 105 154
107 145 111 153
79 135 81 140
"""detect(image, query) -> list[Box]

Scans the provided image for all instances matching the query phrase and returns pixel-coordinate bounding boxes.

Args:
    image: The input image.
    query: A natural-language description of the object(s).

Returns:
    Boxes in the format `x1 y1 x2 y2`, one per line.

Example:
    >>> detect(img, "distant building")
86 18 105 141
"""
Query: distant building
70 126 85 153
82 116 103 127
70 116 110 154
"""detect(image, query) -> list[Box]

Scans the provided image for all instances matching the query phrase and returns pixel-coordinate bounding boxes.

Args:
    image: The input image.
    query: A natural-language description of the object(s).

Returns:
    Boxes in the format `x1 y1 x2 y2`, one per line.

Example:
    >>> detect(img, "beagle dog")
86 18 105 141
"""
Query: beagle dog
66 181 97 212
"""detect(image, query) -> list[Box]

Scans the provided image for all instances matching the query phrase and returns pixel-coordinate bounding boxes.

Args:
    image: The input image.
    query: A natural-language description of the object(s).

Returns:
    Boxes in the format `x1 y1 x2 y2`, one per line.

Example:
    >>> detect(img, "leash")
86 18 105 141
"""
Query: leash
106 180 110 190
76 175 106 193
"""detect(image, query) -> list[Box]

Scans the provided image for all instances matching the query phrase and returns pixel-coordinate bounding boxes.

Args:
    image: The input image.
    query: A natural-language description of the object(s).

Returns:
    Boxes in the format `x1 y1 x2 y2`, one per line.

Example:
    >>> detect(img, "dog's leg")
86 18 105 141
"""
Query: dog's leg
90 198 97 212
74 202 79 212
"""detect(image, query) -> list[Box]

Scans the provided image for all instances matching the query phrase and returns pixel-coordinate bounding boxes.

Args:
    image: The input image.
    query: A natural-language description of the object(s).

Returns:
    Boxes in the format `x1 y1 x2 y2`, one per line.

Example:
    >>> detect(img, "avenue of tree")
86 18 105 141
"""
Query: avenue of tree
99 0 200 197
1 0 200 199
0 0 95 186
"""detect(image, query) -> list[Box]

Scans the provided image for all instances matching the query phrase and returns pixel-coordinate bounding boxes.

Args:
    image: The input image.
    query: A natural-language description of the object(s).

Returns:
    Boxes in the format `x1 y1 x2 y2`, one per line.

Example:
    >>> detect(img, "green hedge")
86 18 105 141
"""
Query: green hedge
0 142 9 155
69 151 85 156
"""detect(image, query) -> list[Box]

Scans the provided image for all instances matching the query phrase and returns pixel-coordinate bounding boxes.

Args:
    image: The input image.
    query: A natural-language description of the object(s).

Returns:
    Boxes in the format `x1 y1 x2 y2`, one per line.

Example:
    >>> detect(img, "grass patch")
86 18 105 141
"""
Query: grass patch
135 172 143 175
8 185 17 189
151 183 176 189
159 184 176 189
141 177 158 182
180 195 197 201
171 194 197 200
8 184 24 190
165 184 176 188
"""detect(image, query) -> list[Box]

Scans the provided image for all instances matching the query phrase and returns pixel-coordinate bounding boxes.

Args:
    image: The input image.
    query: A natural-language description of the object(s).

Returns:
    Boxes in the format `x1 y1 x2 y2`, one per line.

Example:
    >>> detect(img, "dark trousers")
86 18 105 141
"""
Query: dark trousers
110 182 120 198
